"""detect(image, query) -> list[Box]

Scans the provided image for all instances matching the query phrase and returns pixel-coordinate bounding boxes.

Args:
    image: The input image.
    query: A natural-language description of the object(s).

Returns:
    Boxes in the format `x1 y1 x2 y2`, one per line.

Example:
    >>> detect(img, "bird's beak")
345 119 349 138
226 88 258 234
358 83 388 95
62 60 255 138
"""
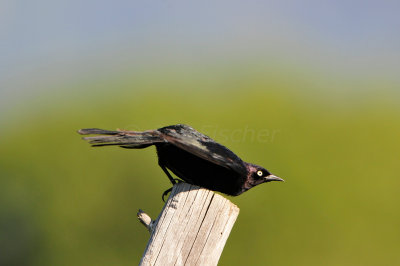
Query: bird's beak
265 174 284 182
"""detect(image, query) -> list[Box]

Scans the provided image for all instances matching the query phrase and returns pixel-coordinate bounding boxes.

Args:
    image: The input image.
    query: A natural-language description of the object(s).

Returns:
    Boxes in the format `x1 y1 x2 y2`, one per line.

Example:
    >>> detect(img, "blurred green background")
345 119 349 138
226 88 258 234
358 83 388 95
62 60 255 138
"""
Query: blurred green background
1 1 400 265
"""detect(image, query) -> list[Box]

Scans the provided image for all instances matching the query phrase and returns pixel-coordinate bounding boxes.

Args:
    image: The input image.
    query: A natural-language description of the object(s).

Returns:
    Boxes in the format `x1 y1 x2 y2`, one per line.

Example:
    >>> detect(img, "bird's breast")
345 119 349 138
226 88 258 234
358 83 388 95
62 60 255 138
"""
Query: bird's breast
156 144 245 196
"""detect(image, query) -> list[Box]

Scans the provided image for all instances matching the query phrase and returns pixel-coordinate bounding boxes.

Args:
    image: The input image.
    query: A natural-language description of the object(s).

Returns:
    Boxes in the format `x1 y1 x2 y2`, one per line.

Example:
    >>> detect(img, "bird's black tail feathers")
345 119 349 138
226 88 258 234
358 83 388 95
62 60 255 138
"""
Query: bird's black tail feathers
78 128 164 149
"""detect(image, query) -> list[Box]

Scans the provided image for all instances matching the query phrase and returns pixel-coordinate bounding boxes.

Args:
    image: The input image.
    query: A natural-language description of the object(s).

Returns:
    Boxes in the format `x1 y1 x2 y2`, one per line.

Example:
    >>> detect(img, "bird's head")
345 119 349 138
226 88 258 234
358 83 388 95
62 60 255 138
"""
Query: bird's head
246 163 284 186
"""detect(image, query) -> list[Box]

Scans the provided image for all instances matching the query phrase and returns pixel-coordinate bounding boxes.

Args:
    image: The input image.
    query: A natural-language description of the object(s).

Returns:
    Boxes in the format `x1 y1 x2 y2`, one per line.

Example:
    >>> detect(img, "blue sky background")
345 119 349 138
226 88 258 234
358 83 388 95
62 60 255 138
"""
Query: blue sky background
1 0 399 116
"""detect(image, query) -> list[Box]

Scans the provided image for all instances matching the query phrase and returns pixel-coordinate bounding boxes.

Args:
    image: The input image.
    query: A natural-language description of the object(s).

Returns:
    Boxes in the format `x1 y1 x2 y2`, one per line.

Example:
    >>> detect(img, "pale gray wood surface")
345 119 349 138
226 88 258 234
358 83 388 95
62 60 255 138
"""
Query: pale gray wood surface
139 182 240 266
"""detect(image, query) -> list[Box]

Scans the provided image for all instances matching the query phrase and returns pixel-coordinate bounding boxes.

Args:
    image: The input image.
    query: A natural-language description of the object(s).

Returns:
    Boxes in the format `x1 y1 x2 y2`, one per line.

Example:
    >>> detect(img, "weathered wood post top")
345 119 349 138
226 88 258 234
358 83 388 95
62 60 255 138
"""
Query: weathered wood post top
138 182 240 266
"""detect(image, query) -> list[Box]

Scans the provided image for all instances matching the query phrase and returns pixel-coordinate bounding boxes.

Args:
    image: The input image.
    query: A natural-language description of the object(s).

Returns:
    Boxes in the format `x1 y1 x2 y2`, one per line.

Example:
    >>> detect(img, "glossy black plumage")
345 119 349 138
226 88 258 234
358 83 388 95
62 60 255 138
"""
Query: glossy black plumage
78 124 283 196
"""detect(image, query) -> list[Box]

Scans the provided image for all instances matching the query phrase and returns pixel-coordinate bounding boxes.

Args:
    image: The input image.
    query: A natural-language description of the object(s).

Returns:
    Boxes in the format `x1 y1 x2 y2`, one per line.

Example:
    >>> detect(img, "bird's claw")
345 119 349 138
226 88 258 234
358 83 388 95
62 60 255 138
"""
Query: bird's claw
162 179 183 202
162 187 173 202
171 178 183 185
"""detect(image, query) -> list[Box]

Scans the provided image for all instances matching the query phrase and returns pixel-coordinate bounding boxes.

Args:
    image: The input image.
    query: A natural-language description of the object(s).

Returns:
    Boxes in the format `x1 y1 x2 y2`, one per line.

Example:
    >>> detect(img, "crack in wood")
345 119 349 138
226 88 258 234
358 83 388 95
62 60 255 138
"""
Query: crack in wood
139 183 239 266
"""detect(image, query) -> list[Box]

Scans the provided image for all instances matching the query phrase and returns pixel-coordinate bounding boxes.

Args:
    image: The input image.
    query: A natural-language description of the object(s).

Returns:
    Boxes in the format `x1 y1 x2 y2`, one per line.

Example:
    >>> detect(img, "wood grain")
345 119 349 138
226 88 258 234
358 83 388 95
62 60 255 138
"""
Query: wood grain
139 182 239 266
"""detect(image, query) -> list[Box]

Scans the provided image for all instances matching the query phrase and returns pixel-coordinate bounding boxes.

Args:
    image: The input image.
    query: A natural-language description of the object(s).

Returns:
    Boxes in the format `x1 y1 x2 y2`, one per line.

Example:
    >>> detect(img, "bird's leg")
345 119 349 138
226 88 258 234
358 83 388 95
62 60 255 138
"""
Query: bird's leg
158 161 177 185
158 161 184 201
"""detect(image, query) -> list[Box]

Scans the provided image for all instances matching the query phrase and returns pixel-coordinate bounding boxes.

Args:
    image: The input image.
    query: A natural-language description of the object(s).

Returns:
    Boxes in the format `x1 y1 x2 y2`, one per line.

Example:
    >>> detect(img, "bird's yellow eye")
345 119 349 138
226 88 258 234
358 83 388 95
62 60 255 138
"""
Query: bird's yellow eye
257 170 263 176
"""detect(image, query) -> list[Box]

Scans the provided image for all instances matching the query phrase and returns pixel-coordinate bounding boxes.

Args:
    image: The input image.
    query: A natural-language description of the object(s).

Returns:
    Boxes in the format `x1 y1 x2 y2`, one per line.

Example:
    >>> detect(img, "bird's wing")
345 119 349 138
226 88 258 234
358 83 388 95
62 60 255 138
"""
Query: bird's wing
158 124 247 175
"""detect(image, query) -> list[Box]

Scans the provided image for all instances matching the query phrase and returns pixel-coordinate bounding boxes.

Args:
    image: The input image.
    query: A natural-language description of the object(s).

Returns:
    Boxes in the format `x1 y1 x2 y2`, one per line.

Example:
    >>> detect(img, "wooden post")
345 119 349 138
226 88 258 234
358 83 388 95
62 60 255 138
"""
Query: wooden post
138 182 240 266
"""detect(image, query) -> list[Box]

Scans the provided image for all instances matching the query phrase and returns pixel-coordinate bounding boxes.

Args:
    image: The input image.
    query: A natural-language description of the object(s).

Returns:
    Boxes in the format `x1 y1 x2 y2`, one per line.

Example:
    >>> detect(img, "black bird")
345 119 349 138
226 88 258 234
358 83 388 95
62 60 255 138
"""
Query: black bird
78 124 283 197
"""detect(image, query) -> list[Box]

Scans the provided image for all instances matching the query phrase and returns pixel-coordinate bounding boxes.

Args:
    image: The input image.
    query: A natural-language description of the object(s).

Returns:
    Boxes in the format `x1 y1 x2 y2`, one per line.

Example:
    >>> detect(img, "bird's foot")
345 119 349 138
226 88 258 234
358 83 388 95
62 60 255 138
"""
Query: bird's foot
171 178 183 185
162 187 172 202
162 179 183 202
